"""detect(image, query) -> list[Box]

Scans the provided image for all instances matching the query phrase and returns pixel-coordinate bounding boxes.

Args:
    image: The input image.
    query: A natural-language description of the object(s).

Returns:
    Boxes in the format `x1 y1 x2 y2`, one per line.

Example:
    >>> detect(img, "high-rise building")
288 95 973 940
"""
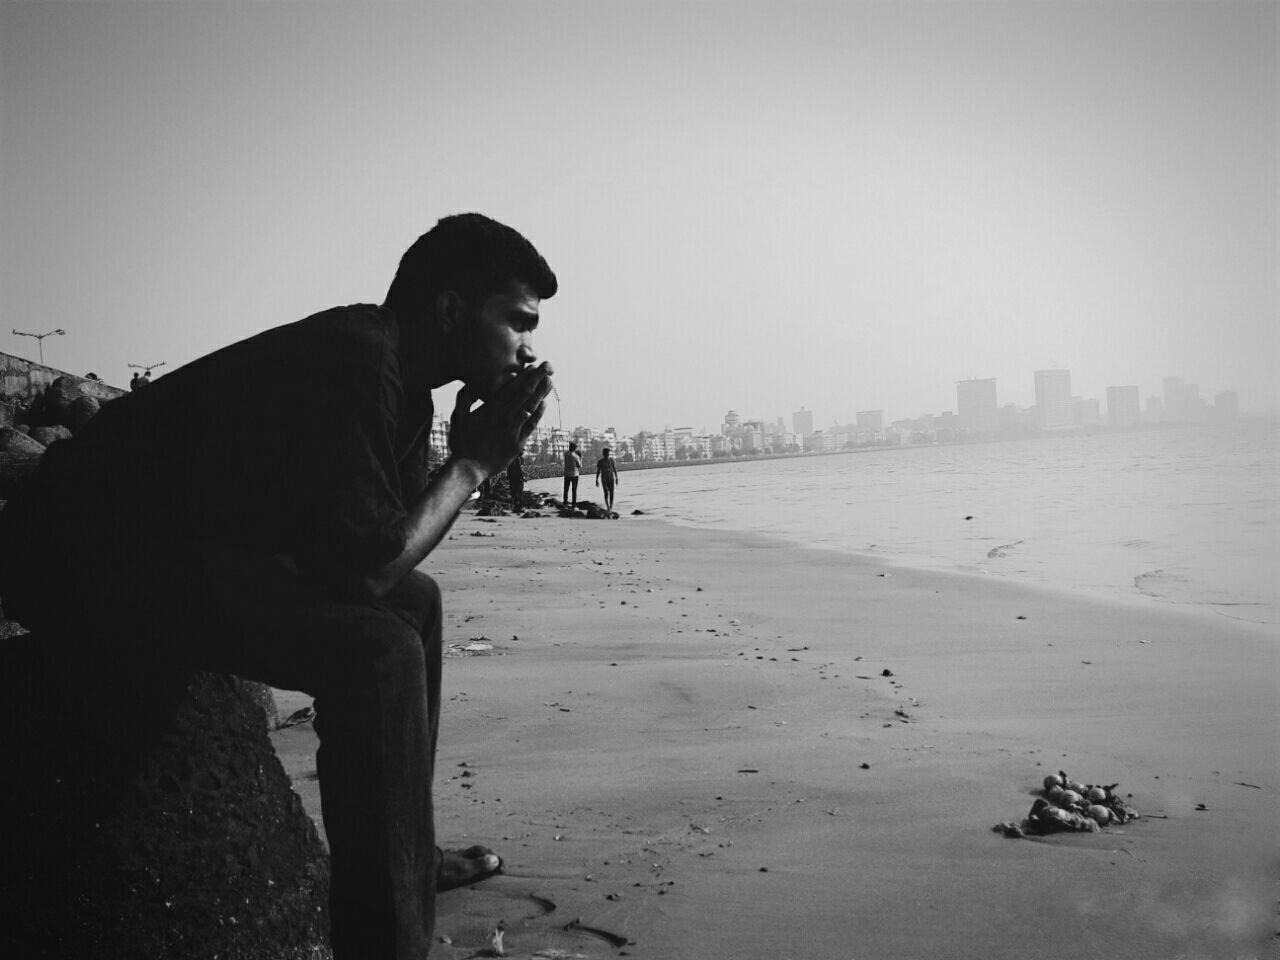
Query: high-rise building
955 378 998 434
1162 377 1183 420
855 409 884 432
792 407 814 436
1034 369 1073 430
722 410 741 435
1106 386 1141 428
1163 376 1203 422
1073 397 1101 426
429 412 451 459
999 403 1027 434
1214 390 1239 420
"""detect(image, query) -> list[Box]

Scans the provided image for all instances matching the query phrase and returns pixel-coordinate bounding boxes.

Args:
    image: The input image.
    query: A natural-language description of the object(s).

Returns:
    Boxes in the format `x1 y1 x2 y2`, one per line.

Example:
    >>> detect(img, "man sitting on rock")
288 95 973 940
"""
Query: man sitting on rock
0 212 556 960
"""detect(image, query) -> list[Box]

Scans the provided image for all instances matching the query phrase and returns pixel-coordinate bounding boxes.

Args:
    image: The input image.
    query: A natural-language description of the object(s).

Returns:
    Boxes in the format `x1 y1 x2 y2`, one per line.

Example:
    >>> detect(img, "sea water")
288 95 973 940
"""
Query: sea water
539 421 1280 627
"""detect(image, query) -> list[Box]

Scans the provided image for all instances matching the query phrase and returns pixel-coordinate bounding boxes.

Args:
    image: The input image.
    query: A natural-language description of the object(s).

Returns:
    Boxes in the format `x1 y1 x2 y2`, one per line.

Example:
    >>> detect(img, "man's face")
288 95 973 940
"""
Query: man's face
453 281 541 400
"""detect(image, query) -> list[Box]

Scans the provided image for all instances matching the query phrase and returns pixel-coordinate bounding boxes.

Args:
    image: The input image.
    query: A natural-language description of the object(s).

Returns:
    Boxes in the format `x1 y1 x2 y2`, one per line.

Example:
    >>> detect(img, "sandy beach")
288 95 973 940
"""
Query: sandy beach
272 510 1279 960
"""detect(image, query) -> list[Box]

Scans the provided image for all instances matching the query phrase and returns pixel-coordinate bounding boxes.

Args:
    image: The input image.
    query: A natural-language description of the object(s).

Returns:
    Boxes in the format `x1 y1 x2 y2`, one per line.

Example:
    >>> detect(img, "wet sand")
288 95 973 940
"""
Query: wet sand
272 511 1279 959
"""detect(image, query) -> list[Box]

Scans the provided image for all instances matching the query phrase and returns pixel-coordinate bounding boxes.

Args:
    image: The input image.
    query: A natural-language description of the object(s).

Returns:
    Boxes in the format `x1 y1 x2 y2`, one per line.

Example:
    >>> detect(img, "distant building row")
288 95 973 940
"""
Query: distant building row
424 369 1242 467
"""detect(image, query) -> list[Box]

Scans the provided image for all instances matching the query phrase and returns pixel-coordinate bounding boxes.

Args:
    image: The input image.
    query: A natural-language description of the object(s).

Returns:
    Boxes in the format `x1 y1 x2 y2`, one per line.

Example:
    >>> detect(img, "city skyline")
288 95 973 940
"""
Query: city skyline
602 363 1247 441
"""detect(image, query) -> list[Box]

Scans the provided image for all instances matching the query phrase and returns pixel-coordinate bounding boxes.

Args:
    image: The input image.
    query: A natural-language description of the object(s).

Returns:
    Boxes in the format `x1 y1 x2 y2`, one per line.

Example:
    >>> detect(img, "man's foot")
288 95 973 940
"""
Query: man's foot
437 845 504 892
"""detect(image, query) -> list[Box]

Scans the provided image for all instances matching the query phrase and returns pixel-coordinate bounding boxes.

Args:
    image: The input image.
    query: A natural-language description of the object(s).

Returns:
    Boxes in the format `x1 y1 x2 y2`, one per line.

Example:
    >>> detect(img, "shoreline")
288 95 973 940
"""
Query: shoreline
273 511 1279 959
528 479 1280 631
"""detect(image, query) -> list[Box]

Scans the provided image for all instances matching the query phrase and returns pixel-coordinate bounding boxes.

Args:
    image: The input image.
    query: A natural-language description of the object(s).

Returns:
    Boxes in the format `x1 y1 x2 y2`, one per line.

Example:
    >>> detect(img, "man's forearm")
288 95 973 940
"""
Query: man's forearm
363 456 487 599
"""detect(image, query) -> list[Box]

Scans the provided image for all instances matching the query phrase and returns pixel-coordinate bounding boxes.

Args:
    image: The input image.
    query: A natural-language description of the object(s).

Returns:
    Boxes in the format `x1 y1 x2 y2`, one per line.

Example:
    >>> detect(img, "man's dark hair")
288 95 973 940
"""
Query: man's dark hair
387 213 557 312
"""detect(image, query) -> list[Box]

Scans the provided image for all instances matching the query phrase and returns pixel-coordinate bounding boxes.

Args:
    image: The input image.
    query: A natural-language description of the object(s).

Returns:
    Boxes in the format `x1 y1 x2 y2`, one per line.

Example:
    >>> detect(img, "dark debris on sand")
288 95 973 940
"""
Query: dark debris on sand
995 770 1140 839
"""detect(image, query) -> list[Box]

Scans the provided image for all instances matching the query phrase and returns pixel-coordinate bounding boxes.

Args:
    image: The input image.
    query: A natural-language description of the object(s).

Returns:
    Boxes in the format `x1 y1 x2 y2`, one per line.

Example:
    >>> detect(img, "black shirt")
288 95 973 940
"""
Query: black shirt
7 304 433 592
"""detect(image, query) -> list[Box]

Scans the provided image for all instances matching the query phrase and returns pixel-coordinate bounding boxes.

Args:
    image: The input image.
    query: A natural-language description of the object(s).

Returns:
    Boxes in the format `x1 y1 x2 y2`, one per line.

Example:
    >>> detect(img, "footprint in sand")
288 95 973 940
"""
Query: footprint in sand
987 539 1024 559
564 918 631 947
436 889 554 949
437 888 632 955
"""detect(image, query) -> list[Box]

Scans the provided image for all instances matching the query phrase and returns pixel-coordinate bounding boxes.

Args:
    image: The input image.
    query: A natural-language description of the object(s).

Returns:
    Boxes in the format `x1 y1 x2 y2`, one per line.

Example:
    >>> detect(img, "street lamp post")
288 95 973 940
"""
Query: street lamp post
127 361 167 374
12 328 66 365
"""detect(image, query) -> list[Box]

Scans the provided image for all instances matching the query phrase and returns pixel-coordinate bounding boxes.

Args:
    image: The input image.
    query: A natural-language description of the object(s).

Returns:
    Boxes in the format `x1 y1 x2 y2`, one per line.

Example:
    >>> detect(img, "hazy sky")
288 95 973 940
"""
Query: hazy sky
2 1 1275 433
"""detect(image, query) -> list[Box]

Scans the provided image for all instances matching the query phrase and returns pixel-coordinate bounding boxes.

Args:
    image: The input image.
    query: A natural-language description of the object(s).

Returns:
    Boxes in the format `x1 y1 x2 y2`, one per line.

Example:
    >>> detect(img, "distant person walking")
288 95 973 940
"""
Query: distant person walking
506 457 524 512
595 447 619 512
562 441 582 508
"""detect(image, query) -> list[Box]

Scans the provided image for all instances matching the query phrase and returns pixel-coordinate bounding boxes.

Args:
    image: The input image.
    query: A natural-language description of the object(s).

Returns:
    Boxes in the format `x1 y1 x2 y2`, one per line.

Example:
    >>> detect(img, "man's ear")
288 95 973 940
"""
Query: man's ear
436 291 465 334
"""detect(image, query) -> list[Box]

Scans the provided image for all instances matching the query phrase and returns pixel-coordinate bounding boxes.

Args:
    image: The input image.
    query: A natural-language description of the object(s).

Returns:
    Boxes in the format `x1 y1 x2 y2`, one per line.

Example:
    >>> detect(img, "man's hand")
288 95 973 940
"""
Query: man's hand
449 362 554 476
359 362 554 601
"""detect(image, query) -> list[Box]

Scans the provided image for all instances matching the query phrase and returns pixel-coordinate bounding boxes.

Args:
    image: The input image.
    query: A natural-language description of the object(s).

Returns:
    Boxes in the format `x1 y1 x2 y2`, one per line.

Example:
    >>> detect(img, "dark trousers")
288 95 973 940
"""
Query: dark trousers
46 559 445 960
563 475 578 505
196 569 443 960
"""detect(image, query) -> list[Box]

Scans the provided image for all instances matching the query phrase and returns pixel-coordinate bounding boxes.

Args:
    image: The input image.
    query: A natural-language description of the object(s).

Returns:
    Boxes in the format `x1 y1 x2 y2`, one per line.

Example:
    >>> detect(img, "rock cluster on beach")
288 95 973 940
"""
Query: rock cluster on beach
0 375 107 503
1 373 102 434
471 487 619 520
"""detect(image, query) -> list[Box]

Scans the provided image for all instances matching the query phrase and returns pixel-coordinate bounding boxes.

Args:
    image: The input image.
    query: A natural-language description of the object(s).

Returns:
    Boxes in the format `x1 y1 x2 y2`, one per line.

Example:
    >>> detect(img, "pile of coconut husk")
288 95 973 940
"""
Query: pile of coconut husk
994 770 1141 838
